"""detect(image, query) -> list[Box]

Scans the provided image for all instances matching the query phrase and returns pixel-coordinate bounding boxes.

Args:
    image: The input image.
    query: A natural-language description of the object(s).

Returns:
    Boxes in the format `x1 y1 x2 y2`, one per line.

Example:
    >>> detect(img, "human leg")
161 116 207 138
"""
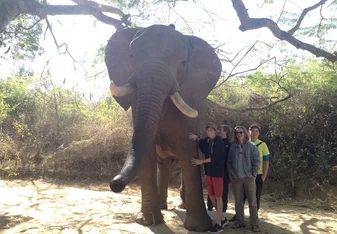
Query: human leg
206 195 213 217
256 174 263 211
221 174 229 226
222 173 229 213
243 178 259 227
231 178 245 227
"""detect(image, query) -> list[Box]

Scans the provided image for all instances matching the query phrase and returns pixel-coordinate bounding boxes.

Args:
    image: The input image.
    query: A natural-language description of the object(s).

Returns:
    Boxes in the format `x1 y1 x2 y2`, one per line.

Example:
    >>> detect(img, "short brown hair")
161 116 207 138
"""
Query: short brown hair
249 124 261 132
233 126 249 143
218 124 232 140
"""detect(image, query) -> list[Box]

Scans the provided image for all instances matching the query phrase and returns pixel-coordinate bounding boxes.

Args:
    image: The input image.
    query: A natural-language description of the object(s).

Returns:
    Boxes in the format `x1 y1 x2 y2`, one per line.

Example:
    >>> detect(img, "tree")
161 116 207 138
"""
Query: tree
231 0 337 62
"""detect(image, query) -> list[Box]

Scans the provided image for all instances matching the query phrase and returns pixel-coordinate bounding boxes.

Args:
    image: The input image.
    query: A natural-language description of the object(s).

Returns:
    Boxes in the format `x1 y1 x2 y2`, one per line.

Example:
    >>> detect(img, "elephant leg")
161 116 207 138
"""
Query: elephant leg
157 157 173 209
180 154 212 231
136 145 164 226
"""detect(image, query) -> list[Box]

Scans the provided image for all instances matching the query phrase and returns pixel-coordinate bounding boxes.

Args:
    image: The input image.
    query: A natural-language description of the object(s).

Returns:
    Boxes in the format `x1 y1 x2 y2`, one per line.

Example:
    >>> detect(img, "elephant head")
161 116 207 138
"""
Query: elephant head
105 25 221 193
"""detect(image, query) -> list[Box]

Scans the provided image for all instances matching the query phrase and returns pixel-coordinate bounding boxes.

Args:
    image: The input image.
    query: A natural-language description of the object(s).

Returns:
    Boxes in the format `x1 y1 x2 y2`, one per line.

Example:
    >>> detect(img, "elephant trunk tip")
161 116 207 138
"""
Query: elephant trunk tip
110 175 128 193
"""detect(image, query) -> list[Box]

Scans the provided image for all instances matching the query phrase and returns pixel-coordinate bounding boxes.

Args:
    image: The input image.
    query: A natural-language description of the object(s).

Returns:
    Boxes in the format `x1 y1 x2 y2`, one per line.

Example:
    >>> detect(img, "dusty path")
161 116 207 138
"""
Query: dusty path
1 179 336 234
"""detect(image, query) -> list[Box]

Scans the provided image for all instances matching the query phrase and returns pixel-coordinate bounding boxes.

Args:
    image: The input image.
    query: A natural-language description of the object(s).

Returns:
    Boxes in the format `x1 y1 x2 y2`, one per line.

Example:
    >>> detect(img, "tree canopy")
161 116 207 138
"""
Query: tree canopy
1 0 337 62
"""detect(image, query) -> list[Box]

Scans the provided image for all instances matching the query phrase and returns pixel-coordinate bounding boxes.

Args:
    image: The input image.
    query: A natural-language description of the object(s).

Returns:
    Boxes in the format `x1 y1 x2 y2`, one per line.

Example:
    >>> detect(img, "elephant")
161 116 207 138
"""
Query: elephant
105 24 222 231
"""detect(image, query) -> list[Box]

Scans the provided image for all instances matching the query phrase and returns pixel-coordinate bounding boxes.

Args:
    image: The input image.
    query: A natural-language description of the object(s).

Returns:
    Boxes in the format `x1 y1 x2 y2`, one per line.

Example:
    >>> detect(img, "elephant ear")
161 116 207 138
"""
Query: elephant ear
105 28 141 111
178 35 222 110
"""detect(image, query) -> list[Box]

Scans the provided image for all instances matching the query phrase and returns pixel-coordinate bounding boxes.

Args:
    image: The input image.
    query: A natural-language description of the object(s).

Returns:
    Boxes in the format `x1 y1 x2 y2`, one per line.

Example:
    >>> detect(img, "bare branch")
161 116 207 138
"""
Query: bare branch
84 69 106 80
208 81 292 113
317 4 325 38
71 0 131 29
215 41 275 89
276 0 287 24
0 0 131 34
207 92 292 112
287 0 328 35
231 0 337 62
45 17 87 74
167 2 193 34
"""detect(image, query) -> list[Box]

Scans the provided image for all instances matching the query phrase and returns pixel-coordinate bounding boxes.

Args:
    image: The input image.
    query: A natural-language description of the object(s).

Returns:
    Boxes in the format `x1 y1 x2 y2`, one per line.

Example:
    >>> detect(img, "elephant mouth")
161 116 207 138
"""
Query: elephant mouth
109 81 198 118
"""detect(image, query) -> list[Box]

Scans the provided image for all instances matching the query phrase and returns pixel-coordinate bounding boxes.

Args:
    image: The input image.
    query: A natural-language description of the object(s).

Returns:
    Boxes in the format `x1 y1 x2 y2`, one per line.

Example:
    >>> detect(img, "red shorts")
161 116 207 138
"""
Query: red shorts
206 175 223 197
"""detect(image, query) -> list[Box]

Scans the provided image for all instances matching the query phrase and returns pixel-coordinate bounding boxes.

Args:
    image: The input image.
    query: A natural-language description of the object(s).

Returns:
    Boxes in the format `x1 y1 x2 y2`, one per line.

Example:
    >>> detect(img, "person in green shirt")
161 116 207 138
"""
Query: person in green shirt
249 124 270 211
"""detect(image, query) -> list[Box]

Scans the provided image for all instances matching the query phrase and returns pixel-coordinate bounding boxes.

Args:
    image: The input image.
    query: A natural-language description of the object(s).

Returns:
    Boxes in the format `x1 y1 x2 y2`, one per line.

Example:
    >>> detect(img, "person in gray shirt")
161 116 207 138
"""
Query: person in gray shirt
227 126 260 232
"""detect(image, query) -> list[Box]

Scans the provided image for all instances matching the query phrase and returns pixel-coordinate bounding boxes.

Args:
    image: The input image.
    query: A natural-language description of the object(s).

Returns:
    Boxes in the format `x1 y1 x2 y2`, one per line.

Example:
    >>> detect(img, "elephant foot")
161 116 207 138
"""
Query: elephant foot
136 210 164 226
176 202 186 210
184 212 212 232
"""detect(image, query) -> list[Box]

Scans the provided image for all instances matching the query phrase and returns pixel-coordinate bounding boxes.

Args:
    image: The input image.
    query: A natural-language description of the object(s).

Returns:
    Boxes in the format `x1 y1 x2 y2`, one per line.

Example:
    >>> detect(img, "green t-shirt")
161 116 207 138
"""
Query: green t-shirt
250 139 270 175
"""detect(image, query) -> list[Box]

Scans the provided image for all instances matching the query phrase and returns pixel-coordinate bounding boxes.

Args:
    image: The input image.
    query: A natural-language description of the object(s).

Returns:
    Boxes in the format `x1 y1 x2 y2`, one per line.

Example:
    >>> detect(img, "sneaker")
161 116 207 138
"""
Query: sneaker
208 223 223 233
221 217 229 227
229 214 236 222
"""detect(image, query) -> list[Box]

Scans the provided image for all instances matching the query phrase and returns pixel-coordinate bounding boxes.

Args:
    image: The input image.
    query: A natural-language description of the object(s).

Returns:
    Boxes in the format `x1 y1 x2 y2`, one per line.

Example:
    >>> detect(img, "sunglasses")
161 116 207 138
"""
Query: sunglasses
235 131 244 135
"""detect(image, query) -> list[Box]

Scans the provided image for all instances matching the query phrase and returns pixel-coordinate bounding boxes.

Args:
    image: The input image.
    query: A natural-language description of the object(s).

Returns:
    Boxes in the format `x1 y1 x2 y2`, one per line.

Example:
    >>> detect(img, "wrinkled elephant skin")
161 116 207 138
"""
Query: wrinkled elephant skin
105 24 222 231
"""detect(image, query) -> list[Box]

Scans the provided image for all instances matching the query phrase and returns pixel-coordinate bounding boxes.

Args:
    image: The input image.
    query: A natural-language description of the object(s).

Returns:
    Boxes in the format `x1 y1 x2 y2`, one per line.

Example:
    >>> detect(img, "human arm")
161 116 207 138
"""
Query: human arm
227 147 234 178
261 161 269 181
251 145 260 177
261 143 271 181
191 157 211 166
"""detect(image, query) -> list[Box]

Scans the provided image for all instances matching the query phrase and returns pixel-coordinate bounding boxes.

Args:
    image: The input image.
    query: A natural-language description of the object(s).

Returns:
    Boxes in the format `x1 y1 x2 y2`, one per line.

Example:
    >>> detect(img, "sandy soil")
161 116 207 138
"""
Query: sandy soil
1 179 336 234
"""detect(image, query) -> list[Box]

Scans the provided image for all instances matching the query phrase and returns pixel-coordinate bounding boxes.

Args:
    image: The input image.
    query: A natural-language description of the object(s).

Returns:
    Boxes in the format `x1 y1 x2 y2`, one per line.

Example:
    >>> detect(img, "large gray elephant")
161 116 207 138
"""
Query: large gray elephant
105 24 221 231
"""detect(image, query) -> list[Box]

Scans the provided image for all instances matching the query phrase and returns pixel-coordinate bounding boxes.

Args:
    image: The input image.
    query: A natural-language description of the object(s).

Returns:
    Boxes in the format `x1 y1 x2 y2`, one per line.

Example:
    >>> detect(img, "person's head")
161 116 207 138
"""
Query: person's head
233 126 249 144
218 124 231 140
249 124 261 141
205 122 217 139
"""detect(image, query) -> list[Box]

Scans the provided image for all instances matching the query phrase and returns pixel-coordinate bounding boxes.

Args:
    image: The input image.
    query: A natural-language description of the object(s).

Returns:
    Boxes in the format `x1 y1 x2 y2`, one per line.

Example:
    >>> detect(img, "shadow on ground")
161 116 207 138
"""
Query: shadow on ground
1 179 336 234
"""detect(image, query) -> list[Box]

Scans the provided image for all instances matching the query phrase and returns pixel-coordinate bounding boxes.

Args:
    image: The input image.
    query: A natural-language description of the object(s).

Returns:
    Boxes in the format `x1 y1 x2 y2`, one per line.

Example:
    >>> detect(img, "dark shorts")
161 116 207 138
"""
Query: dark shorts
206 175 223 197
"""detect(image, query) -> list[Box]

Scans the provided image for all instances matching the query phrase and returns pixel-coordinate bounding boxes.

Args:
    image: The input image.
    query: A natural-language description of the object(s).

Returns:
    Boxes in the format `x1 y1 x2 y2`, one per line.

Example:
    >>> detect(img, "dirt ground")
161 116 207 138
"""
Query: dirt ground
1 179 336 234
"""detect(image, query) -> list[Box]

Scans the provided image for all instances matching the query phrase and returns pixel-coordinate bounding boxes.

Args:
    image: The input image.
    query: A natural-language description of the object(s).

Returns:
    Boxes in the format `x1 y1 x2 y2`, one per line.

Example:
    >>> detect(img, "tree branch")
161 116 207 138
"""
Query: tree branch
207 91 292 113
231 0 337 62
287 0 328 35
0 0 131 35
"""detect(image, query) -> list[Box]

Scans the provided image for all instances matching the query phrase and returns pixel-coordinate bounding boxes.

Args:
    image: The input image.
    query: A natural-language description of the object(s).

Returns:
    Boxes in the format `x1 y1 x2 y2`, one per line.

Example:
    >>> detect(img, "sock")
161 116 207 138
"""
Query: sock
207 210 212 217
222 212 226 220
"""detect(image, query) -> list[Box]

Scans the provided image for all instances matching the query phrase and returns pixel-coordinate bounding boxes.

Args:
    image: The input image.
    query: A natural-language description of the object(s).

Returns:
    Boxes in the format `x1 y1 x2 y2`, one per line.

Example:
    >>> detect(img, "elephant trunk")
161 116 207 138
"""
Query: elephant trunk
110 63 170 193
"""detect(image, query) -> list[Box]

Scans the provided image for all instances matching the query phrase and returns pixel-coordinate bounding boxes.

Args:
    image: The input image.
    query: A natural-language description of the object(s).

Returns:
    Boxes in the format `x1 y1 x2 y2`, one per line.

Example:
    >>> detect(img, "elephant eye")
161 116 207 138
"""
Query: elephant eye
129 54 134 58
182 61 186 65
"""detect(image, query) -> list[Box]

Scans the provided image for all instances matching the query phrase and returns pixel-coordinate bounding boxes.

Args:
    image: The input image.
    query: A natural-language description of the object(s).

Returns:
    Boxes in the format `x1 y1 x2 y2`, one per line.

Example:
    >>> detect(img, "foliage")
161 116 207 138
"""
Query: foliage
0 15 44 60
0 73 128 178
210 60 337 199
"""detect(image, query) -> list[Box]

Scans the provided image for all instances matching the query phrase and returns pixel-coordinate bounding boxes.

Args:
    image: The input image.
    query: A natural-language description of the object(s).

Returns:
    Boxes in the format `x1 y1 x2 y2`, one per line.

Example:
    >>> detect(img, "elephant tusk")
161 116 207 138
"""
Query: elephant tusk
109 81 135 97
170 92 198 118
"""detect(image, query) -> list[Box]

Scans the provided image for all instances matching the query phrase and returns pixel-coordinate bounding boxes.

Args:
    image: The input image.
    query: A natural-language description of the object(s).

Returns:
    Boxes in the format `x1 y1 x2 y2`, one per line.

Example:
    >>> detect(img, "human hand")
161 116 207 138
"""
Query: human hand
191 158 203 166
188 133 198 141
261 174 266 182
228 173 232 184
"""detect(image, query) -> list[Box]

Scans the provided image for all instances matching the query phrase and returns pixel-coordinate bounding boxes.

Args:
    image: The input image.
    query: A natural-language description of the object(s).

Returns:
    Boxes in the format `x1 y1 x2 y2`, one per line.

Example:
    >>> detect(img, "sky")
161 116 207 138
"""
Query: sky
0 0 329 101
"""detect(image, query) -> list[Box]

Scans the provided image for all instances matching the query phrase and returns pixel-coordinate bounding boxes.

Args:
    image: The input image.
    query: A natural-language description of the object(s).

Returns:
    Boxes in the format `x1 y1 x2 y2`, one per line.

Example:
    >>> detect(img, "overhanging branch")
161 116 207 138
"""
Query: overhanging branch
231 0 337 62
206 92 292 113
0 0 131 34
288 0 328 35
